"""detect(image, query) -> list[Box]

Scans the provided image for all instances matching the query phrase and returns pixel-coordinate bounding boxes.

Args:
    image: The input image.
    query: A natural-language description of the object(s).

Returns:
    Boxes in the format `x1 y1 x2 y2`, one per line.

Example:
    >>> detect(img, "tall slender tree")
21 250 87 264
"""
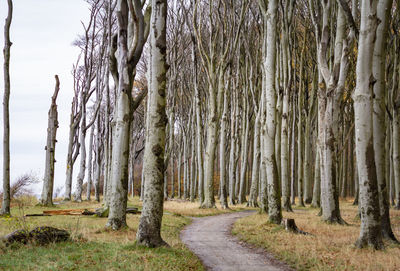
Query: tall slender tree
136 0 168 247
354 0 383 249
1 0 13 216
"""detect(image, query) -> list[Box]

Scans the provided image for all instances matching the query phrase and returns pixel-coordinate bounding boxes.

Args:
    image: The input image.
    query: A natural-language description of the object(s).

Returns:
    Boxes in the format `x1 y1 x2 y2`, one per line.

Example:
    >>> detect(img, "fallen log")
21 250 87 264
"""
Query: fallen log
43 209 95 216
35 207 141 217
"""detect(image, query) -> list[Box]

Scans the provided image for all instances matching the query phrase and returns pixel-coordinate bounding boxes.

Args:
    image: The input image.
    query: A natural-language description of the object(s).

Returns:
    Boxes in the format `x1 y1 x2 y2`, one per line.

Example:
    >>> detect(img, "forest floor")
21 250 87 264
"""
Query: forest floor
0 196 248 270
233 198 400 271
181 210 293 271
3 197 399 270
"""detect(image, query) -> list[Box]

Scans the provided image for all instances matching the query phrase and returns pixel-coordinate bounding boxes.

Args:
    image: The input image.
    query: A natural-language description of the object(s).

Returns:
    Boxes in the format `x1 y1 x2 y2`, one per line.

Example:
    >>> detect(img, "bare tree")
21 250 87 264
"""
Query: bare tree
40 75 60 206
1 0 13 216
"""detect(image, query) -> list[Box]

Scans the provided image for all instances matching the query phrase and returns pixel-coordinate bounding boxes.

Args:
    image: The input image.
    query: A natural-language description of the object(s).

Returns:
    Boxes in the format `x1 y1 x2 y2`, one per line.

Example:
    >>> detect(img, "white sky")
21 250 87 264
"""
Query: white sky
0 0 91 196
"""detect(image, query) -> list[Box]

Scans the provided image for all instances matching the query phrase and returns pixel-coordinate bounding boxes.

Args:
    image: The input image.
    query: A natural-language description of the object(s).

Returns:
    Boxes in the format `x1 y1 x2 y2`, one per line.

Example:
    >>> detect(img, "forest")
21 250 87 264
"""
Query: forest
1 0 400 270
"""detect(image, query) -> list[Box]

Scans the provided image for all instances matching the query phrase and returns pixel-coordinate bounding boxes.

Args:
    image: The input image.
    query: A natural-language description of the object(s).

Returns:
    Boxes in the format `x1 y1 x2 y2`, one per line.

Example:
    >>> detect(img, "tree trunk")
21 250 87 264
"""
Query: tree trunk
106 0 132 230
261 0 282 224
136 0 168 247
238 99 249 204
289 97 296 206
1 0 12 216
177 147 182 199
75 96 87 202
86 124 95 201
229 93 238 205
40 75 60 206
372 0 397 242
202 81 218 208
248 110 261 207
219 88 229 209
297 88 305 207
311 151 321 208
354 0 383 249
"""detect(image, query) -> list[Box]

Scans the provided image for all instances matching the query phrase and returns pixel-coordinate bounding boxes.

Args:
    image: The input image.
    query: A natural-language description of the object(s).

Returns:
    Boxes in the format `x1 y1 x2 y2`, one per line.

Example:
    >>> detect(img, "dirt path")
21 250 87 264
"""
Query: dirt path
181 211 293 271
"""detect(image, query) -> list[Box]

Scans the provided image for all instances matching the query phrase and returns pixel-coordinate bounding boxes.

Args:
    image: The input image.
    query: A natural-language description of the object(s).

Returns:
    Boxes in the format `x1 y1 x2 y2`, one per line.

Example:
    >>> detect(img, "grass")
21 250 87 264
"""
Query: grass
0 196 209 271
232 198 400 271
163 198 252 217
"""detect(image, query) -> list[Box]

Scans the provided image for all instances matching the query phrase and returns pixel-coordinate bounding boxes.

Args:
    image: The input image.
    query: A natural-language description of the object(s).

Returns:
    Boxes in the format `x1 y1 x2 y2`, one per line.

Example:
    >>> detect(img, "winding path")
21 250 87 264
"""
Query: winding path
181 211 293 271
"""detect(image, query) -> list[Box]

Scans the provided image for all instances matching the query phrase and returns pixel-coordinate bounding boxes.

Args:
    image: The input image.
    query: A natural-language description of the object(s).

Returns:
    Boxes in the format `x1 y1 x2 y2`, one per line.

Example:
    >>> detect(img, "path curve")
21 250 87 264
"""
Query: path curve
181 211 293 271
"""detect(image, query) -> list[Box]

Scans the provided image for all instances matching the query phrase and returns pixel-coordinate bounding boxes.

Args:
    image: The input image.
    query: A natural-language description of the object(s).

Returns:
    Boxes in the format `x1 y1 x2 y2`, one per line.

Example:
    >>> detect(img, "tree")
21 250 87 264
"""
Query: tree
353 0 383 249
136 0 168 247
372 0 398 242
40 75 60 206
106 0 150 230
259 0 282 224
1 0 13 216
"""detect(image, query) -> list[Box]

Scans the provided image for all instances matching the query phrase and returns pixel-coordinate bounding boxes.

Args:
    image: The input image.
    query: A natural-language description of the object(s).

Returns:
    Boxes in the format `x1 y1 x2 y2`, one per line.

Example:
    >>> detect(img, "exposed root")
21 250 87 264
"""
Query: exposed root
281 218 311 235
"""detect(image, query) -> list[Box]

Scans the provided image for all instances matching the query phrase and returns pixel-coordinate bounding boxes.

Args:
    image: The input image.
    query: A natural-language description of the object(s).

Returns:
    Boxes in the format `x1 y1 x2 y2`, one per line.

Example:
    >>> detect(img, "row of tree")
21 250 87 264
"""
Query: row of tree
2 0 400 249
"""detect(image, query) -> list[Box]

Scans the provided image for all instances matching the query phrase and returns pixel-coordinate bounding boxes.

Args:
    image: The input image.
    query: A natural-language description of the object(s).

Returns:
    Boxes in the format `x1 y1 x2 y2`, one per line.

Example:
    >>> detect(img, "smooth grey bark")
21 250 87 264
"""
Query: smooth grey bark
136 0 168 247
354 0 383 250
353 150 359 206
311 151 321 208
177 143 182 199
86 124 95 201
183 131 188 199
168 106 175 199
303 100 314 204
191 39 204 204
372 0 397 242
75 96 87 202
289 96 296 206
40 75 60 206
201 80 218 208
297 88 305 207
64 89 80 201
94 114 103 202
310 1 346 224
1 0 12 216
106 0 150 229
190 112 196 202
102 1 112 205
248 109 261 207
238 96 249 204
228 96 237 205
219 86 229 209
259 0 282 224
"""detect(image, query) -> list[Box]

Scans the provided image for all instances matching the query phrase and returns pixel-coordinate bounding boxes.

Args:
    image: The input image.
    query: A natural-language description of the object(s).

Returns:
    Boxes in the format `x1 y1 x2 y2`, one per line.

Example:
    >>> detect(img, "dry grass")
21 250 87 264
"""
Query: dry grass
233 198 400 271
163 198 251 217
0 197 206 271
0 196 249 244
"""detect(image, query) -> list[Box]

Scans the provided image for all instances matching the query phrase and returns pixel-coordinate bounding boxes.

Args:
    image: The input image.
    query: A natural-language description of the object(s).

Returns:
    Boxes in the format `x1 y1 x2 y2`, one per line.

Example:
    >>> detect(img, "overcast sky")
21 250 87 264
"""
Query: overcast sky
0 0 91 196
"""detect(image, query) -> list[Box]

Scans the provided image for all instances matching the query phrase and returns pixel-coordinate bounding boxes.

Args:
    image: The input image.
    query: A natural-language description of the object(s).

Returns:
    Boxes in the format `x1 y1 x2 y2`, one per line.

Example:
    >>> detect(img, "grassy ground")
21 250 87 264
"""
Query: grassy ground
0 197 207 270
163 198 252 217
0 196 250 270
233 198 400 271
